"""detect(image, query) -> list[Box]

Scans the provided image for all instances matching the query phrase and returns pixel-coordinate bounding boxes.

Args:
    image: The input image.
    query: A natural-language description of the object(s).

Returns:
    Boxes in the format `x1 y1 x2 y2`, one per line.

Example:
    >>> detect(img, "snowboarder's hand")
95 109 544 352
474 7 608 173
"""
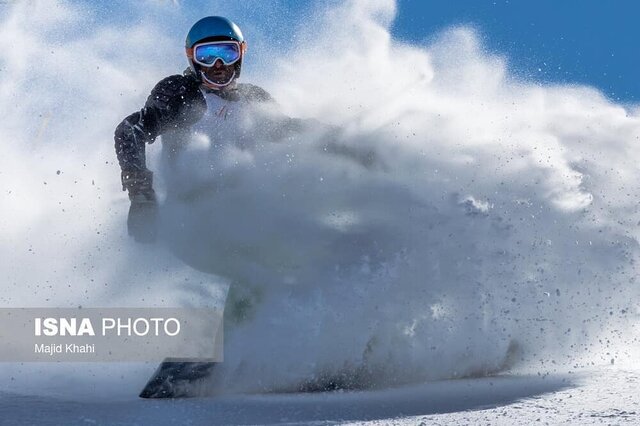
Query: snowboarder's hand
121 169 156 203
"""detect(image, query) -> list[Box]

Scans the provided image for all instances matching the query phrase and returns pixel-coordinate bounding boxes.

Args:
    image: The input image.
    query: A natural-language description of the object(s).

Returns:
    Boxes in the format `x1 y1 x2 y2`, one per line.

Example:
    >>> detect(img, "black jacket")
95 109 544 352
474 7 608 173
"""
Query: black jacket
114 70 272 174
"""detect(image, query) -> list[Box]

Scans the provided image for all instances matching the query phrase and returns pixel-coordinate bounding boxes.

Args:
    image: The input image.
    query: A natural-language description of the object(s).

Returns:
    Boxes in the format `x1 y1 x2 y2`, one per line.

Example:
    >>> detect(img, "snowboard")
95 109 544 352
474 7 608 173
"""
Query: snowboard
139 359 217 398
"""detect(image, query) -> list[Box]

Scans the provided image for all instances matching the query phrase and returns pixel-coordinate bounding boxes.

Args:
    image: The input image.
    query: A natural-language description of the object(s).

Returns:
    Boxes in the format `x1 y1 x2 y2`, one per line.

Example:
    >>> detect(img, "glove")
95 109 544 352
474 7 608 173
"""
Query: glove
121 169 156 203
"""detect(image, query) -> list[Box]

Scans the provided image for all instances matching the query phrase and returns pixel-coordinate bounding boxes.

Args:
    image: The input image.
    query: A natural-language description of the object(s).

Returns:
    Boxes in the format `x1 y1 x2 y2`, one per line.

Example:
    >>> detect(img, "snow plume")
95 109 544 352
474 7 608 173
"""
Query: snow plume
1 0 640 398
204 0 640 392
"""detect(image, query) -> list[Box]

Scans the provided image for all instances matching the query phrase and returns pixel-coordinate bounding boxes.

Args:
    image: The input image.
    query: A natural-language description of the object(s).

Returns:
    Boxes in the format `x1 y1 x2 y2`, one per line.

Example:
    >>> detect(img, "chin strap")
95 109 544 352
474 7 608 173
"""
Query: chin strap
200 69 236 90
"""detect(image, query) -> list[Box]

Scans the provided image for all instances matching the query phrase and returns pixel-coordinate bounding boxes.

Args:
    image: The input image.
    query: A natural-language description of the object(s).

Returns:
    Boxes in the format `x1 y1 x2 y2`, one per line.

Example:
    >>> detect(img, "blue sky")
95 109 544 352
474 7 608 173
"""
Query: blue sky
86 0 640 103
392 0 640 102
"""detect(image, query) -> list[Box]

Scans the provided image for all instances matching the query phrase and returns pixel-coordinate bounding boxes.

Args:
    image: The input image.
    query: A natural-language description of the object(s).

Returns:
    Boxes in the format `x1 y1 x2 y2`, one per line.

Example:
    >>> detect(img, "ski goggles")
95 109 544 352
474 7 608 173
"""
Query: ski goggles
190 41 242 67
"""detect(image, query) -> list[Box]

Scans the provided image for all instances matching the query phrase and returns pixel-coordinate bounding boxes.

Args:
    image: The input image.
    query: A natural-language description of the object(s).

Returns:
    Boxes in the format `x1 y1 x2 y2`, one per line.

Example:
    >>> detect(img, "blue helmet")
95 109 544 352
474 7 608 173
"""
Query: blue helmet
185 16 246 84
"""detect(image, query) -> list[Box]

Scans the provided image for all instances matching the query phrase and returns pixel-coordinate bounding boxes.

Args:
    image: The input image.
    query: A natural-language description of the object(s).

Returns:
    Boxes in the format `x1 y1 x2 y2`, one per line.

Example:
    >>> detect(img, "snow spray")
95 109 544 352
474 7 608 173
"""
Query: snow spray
0 0 639 397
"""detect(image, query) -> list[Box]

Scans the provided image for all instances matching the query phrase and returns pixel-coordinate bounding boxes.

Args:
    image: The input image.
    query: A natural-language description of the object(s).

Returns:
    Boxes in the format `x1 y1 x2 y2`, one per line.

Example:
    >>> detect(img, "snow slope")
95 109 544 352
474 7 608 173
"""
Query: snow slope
0 369 637 425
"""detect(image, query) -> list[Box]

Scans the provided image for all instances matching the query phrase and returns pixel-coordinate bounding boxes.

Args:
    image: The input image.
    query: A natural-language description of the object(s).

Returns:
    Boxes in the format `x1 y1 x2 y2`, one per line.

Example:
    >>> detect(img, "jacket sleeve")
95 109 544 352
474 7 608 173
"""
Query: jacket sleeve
114 74 206 172
114 108 159 172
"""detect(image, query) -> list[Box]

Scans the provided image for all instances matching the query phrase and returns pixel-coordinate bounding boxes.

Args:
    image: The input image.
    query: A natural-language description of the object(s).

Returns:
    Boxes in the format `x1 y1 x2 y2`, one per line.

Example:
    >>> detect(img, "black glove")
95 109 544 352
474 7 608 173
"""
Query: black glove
121 169 156 203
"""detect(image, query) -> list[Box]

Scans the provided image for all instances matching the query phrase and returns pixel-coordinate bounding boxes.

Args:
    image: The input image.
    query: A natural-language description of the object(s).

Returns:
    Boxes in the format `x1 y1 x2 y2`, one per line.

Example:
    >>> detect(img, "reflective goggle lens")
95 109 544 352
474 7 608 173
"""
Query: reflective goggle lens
194 43 240 66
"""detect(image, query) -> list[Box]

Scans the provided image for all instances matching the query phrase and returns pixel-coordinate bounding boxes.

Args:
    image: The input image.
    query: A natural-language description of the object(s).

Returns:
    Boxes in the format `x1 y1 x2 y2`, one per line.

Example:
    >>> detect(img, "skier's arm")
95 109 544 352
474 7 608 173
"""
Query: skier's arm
114 74 206 200
114 108 159 199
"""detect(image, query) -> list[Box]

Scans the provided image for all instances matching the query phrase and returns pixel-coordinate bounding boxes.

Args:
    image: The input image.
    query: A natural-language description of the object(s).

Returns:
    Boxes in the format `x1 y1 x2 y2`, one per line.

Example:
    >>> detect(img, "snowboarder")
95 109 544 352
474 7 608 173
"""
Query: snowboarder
114 16 274 398
115 16 273 242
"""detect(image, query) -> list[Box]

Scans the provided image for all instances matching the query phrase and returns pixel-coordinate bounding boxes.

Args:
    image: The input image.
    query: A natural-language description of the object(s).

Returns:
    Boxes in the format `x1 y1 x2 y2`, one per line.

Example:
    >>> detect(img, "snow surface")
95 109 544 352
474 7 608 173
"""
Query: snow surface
0 369 637 425
1 0 640 423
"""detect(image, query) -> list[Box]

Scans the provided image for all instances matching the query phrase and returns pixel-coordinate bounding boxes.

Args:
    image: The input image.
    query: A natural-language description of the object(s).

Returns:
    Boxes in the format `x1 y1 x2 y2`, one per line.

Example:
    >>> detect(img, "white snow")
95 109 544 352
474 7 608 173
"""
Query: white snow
0 369 637 425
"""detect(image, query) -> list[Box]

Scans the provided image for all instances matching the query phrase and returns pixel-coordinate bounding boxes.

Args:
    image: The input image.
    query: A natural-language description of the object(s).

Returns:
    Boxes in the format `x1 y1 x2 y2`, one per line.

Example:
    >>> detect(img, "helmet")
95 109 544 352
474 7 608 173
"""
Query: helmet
185 16 247 89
